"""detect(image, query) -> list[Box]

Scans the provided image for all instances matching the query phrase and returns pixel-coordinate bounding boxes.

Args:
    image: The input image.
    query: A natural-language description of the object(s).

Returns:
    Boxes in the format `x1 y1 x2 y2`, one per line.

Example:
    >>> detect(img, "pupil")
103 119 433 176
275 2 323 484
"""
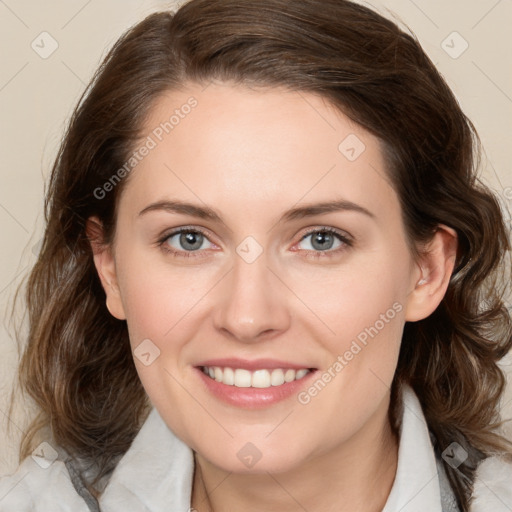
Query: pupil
181 231 202 250
313 232 333 251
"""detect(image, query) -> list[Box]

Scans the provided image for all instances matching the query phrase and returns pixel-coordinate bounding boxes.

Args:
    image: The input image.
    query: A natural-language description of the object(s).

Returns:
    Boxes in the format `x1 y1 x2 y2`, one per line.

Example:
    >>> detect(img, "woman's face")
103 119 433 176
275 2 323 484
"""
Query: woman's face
92 82 430 473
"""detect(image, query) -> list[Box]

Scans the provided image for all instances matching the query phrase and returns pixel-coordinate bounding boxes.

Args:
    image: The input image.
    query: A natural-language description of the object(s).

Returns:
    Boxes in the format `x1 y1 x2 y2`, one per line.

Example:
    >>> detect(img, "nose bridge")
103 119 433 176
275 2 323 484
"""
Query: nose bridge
213 244 290 341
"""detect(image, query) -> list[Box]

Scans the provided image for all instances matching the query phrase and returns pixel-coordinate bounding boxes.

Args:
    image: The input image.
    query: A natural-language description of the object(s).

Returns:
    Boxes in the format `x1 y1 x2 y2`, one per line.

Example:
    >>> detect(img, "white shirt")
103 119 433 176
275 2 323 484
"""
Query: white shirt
1 385 511 511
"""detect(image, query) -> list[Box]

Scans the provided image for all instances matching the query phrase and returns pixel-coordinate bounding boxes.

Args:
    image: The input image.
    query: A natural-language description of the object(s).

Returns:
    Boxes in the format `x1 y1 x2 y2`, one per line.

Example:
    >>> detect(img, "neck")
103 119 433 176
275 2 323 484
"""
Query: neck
191 396 399 512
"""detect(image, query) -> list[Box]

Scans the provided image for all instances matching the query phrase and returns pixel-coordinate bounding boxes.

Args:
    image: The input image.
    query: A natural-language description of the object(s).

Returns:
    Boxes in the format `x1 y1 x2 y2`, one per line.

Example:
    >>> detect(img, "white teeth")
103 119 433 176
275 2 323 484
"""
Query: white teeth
202 366 311 388
223 367 234 385
252 369 270 388
295 369 309 380
284 369 296 383
270 369 285 386
234 369 252 387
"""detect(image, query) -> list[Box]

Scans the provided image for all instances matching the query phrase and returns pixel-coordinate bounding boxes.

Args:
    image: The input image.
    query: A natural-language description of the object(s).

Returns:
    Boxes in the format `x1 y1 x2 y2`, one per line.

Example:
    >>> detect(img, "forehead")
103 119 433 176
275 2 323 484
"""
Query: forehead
117 82 398 227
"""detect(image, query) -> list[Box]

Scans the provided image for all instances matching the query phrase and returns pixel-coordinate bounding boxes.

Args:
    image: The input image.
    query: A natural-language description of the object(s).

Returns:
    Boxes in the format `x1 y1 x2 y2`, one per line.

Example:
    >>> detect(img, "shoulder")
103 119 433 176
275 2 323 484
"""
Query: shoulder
470 455 512 512
0 455 90 512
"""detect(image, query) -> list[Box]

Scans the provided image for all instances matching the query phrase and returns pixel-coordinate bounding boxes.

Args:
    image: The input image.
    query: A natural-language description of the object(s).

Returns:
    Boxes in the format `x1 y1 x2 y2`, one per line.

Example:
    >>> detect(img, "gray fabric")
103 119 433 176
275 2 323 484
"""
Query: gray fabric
64 459 101 512
65 454 461 512
436 455 461 512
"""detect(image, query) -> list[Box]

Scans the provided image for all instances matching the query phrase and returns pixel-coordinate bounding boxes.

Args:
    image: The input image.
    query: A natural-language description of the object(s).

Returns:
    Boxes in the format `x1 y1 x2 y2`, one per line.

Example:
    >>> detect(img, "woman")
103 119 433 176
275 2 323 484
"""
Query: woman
1 0 511 511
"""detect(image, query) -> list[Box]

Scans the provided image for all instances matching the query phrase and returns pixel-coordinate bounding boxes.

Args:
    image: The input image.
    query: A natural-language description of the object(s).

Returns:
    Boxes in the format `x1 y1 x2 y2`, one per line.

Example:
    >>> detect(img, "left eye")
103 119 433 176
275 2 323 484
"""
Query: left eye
296 228 350 253
160 229 213 254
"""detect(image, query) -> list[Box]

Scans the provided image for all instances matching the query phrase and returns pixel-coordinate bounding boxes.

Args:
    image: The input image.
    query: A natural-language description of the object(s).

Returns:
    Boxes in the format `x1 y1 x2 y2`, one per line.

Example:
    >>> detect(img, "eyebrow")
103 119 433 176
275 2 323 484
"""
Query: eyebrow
138 198 375 225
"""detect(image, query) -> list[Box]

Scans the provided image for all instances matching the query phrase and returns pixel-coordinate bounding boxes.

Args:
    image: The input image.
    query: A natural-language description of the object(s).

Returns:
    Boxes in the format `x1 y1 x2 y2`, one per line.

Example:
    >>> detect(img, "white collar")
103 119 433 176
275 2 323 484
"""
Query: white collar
381 385 443 512
98 384 445 512
99 405 194 511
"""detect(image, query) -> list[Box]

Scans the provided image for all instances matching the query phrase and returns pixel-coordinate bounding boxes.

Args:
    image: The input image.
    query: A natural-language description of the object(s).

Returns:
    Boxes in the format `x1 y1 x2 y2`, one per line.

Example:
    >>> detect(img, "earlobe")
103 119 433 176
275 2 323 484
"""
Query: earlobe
404 225 458 322
86 216 127 320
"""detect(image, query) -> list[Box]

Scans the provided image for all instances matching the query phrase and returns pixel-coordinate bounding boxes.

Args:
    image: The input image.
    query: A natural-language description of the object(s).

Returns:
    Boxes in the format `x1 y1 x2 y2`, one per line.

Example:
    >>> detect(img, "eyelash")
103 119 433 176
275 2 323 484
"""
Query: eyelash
156 226 353 260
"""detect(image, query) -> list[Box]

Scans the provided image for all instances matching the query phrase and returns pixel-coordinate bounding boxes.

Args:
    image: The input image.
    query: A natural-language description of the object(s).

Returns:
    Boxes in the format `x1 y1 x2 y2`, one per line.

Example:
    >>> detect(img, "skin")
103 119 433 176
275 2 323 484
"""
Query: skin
88 81 457 512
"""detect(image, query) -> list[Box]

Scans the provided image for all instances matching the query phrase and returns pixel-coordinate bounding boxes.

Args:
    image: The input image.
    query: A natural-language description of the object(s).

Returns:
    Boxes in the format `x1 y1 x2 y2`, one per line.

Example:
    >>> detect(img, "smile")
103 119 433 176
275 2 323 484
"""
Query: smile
201 366 312 388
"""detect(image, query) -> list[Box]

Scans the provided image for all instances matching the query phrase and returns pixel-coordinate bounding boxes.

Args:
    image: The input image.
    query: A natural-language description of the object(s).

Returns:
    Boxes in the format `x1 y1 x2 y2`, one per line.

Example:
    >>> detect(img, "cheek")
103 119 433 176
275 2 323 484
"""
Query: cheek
289 247 410 391
292 252 408 336
117 263 201 419
122 279 172 339
115 235 214 331
291 258 407 438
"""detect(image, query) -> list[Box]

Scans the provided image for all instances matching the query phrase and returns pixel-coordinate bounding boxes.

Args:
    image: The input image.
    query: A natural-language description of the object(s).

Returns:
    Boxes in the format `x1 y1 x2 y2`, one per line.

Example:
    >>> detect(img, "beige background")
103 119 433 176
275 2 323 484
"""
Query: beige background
1 0 511 475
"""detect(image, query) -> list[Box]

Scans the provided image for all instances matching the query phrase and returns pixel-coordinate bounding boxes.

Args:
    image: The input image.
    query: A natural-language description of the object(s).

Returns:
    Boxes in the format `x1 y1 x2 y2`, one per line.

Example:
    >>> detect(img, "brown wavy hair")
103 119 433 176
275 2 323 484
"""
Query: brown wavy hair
7 0 512 509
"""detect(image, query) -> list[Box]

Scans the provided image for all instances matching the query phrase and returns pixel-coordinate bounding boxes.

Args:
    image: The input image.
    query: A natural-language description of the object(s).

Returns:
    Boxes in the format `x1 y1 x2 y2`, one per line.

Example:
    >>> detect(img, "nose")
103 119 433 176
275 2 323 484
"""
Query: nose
213 250 291 343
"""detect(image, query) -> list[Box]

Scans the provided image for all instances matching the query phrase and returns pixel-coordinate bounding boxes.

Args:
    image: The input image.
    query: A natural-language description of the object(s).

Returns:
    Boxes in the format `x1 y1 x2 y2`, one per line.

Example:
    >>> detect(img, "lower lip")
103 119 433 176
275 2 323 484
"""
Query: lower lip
195 367 317 409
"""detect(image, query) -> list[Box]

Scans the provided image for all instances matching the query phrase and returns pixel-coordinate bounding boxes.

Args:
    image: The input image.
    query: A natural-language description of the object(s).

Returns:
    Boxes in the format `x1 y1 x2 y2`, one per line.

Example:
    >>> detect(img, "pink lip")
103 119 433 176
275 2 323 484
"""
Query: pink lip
194 364 318 409
196 358 316 371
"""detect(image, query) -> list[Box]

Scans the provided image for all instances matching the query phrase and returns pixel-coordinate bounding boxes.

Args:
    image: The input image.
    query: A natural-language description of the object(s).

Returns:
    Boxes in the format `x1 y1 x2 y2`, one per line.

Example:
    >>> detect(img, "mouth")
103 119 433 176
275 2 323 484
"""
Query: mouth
200 365 314 388
194 358 318 409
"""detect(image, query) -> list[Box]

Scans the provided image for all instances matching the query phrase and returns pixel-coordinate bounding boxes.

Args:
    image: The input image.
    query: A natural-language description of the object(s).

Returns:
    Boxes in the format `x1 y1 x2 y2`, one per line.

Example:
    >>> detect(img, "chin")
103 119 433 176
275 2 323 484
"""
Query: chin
196 441 313 475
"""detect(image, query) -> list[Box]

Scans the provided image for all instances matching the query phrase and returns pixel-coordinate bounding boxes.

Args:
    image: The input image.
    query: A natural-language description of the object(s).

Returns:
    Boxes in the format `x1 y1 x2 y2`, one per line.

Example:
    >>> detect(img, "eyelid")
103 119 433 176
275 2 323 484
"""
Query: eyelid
290 226 353 258
296 225 353 244
157 225 353 258
157 225 217 255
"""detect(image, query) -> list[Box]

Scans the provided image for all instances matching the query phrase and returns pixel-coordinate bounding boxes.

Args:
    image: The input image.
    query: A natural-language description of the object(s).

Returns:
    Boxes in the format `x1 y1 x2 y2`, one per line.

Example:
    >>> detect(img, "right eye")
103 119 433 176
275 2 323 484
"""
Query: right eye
157 227 216 258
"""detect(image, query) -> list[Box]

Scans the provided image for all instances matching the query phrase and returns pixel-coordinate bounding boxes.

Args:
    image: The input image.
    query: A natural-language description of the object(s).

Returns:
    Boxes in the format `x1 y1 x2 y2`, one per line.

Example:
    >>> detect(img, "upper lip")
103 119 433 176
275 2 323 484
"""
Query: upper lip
196 358 317 371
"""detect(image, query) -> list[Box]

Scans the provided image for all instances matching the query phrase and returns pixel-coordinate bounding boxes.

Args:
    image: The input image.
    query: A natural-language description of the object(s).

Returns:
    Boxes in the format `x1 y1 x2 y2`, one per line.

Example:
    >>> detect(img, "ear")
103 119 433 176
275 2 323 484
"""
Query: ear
86 216 126 320
404 224 458 322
